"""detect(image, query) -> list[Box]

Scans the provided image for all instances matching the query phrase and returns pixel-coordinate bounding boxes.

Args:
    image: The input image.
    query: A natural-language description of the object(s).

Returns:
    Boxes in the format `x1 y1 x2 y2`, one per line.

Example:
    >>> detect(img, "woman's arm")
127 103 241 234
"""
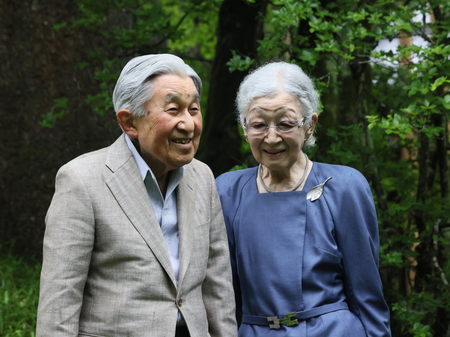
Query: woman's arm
216 172 244 326
327 166 391 337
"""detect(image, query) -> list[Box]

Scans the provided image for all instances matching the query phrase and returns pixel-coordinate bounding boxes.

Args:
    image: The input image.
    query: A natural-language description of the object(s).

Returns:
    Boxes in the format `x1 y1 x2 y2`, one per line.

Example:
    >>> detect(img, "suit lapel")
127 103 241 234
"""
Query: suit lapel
105 135 176 286
177 169 197 287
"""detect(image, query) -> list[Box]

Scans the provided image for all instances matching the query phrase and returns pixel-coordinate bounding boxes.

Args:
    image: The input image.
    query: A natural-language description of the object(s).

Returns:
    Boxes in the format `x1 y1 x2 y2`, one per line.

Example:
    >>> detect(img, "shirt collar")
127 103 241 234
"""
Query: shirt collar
125 134 184 195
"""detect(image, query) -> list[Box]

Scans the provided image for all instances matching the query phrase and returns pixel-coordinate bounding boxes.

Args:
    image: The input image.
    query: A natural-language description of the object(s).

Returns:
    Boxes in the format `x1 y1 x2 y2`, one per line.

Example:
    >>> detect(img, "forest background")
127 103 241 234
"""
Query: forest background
1 0 450 336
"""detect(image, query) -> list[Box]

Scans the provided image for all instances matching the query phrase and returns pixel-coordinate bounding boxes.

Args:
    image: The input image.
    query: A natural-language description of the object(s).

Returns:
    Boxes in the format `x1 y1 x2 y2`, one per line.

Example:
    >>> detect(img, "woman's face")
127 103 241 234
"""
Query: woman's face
244 92 312 172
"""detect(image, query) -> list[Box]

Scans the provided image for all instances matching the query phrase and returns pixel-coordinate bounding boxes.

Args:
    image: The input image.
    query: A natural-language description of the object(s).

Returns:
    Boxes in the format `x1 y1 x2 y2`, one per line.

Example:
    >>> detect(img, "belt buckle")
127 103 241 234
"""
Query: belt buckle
267 312 298 329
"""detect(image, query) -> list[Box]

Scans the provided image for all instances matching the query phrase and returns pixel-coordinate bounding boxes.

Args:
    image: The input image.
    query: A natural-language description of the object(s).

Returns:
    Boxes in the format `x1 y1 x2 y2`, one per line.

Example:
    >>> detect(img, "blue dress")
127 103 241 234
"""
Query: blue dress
216 162 391 337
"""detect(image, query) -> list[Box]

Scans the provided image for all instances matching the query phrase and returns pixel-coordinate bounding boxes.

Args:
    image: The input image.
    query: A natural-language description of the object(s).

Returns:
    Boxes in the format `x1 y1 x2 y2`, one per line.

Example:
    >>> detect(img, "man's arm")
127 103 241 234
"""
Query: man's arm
201 170 237 337
36 163 95 337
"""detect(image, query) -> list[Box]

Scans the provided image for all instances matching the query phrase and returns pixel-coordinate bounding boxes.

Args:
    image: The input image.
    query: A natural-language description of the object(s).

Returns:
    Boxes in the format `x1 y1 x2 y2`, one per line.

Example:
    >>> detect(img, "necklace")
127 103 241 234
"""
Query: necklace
258 153 310 193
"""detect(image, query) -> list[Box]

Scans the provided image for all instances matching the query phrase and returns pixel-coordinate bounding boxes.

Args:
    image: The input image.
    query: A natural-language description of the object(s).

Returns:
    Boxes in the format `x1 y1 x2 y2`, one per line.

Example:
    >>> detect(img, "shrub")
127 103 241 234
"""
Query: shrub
0 247 41 337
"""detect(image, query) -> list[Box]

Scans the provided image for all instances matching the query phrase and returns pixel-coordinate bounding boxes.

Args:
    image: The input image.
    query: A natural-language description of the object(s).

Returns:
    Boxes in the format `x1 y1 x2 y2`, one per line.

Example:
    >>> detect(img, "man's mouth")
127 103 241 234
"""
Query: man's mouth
173 139 191 144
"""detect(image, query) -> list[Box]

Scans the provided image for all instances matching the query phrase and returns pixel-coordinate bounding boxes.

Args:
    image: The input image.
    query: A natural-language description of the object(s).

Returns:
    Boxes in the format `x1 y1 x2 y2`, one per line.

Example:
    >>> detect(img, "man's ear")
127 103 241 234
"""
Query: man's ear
117 110 138 138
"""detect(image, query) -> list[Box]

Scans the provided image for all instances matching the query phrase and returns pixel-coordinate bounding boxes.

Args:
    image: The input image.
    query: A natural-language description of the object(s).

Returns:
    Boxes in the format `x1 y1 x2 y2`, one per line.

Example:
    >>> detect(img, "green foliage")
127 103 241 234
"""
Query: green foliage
392 293 443 337
38 97 68 128
47 0 220 122
0 247 41 337
226 50 255 73
52 22 67 31
166 0 221 60
229 164 249 172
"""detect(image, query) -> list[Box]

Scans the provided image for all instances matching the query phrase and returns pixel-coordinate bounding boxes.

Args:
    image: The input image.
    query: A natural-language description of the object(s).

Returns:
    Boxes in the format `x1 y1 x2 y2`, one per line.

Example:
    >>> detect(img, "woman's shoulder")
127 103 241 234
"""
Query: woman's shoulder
216 167 257 202
216 167 257 188
311 162 373 204
312 162 369 186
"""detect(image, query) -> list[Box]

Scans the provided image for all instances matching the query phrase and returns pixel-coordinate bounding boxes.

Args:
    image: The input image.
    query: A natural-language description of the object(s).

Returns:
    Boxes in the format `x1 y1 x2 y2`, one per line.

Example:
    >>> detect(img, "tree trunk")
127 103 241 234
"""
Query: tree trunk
197 0 266 175
0 0 120 258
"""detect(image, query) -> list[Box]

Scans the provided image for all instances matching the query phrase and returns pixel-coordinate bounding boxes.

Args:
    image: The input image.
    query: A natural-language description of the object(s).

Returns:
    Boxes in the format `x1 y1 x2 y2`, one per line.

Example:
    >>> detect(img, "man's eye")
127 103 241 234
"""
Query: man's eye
190 106 200 114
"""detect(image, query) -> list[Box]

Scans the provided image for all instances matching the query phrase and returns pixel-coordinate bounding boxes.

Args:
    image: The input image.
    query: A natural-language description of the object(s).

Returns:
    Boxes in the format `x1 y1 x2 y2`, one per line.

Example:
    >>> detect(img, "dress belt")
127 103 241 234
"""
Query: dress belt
241 302 349 328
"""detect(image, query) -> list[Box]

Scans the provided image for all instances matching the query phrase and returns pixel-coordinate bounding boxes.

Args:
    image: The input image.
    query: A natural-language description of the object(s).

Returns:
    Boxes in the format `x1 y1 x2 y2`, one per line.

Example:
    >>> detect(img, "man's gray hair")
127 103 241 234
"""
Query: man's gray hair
236 62 320 147
113 54 202 118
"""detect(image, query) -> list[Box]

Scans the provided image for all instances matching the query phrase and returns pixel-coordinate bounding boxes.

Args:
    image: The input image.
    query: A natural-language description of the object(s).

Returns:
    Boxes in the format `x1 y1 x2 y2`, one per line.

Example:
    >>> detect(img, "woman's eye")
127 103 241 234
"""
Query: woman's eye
277 121 297 131
252 123 267 130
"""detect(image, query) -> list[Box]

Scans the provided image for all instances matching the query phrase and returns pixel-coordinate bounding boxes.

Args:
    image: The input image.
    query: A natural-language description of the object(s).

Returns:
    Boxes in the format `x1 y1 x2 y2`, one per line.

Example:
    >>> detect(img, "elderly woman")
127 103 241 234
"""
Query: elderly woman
216 62 391 337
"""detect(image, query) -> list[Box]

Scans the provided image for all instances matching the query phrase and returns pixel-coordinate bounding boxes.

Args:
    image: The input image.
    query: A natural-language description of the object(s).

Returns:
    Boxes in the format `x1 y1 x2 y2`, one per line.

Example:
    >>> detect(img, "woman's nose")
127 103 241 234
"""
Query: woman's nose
265 127 280 143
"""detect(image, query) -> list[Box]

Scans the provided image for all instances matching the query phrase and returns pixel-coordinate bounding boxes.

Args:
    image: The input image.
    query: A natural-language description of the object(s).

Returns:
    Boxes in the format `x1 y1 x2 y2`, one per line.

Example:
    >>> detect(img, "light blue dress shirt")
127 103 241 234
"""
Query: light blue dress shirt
125 135 183 282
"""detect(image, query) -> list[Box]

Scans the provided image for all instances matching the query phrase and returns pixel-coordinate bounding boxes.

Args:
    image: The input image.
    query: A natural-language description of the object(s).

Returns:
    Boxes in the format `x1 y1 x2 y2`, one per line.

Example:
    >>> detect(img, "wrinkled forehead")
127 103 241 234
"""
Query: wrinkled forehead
246 93 302 120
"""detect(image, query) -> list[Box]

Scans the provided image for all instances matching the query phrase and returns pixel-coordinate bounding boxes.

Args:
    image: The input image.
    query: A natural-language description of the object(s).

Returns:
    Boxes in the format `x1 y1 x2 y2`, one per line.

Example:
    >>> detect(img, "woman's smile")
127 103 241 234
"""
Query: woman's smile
263 149 285 157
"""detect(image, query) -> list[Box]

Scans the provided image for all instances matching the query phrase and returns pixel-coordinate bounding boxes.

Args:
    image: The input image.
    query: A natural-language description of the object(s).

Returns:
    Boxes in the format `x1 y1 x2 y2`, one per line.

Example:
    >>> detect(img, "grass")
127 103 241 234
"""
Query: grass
0 248 41 337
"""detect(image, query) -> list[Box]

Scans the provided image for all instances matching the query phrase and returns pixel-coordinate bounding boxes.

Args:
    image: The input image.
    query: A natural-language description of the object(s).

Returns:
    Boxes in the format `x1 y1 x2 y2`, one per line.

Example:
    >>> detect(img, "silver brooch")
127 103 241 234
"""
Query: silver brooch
307 177 332 202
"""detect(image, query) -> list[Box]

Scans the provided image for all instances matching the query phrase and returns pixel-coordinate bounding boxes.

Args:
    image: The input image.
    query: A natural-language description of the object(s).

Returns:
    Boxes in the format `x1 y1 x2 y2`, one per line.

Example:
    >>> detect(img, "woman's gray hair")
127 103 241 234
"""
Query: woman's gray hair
236 62 320 147
113 54 202 118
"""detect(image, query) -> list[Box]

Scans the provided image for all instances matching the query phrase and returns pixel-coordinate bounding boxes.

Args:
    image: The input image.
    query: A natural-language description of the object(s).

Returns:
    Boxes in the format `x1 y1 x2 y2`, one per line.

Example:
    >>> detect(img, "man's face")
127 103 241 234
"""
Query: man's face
132 74 202 178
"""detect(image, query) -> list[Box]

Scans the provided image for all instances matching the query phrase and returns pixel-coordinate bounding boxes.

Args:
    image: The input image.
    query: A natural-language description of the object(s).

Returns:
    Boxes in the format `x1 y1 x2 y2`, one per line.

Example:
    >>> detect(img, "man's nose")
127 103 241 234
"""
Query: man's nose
177 110 195 132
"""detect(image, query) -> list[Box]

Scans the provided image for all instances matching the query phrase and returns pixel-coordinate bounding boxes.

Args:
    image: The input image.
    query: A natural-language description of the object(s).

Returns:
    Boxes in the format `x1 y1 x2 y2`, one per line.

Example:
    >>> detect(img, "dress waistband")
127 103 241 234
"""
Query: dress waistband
241 302 349 328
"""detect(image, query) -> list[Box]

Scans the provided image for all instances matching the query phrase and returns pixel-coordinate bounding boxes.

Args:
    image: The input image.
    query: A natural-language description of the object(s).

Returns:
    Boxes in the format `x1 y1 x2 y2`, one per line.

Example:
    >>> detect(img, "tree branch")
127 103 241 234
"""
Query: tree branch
150 11 192 50
433 219 450 294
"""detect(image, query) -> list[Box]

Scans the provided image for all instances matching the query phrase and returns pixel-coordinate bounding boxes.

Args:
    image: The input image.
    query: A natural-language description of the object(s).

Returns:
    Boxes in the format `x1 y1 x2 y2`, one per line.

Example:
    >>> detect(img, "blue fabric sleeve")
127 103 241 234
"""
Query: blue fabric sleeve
320 165 391 337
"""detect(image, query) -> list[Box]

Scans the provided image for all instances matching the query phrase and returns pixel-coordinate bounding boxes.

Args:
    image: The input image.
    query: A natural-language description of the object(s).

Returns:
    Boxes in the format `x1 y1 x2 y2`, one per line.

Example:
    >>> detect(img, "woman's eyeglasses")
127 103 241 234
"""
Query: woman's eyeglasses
244 117 306 136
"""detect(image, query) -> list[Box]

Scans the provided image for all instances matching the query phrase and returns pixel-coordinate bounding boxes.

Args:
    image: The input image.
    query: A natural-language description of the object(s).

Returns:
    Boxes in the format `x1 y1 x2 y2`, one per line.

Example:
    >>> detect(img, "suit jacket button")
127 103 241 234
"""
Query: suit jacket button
177 297 183 307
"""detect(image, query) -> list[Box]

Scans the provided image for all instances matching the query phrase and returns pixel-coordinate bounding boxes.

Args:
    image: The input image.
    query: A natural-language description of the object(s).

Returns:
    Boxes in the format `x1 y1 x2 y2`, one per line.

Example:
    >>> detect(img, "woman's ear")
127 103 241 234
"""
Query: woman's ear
241 118 248 141
117 110 139 138
308 113 318 137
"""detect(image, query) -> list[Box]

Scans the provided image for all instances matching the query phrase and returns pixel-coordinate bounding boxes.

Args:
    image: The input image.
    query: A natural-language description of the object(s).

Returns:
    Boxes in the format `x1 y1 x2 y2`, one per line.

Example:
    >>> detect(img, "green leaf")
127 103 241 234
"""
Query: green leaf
77 62 89 70
4 290 9 305
53 22 67 31
352 12 366 22
53 97 68 109
431 76 448 91
229 164 248 171
226 50 254 73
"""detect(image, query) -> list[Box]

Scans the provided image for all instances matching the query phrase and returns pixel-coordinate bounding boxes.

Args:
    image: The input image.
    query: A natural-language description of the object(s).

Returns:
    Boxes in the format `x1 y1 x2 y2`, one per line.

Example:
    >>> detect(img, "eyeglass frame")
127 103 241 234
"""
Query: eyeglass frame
243 117 307 136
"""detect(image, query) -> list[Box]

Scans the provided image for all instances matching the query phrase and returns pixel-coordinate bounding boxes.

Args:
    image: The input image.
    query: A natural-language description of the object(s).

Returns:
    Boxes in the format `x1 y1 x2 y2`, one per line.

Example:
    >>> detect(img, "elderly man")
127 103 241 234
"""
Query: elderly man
36 54 237 337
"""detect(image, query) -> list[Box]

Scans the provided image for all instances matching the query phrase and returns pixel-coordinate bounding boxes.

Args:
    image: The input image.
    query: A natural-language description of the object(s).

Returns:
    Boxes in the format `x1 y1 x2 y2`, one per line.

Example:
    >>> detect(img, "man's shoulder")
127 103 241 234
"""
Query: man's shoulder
61 146 109 174
62 135 127 171
180 159 215 191
58 135 128 178
184 158 213 176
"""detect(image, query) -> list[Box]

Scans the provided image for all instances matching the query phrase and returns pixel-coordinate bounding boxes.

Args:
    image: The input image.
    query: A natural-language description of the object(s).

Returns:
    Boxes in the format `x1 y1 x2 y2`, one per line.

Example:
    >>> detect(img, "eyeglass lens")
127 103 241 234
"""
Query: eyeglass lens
245 117 306 134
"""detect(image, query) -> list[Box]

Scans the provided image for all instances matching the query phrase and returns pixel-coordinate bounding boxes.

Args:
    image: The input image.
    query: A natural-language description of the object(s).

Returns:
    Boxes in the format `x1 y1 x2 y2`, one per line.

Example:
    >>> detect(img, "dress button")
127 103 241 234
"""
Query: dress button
177 297 183 307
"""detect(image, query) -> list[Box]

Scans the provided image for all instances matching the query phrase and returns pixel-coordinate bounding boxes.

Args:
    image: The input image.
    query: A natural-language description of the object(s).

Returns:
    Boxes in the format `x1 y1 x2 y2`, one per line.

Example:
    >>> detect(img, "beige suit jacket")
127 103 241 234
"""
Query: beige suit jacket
36 134 237 337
